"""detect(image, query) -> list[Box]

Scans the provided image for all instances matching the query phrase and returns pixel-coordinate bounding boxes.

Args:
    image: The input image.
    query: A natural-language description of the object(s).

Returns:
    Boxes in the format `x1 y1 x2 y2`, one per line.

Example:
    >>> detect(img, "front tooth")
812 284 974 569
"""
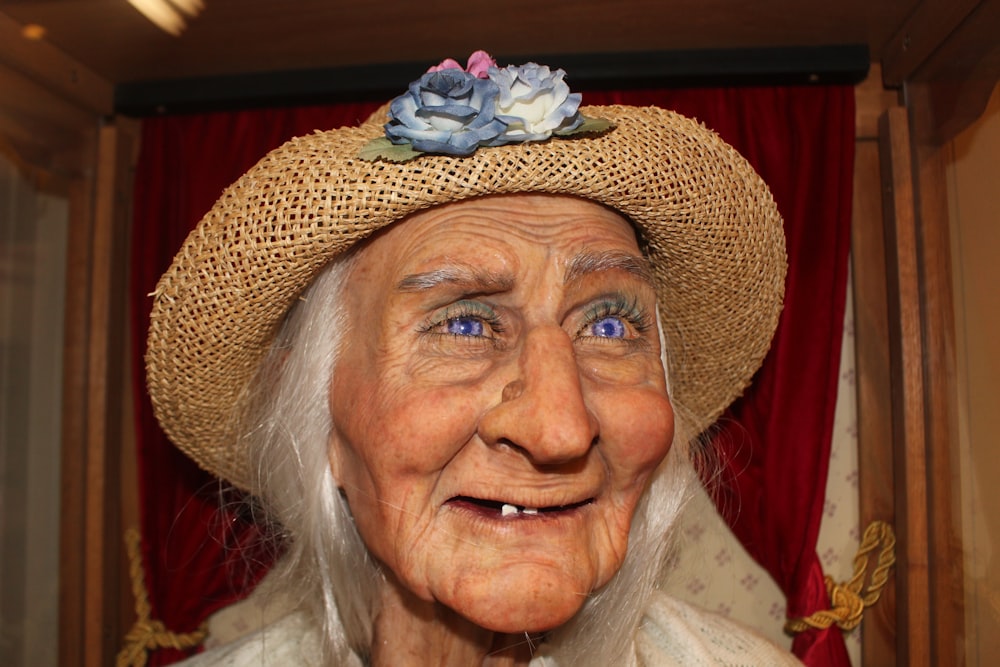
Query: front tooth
522 507 539 515
501 503 518 516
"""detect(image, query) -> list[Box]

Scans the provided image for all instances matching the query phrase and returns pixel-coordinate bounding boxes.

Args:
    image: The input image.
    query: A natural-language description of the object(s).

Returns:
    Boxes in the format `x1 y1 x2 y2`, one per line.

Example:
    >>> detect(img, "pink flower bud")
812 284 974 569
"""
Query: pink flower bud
427 58 463 73
427 51 497 78
465 50 496 78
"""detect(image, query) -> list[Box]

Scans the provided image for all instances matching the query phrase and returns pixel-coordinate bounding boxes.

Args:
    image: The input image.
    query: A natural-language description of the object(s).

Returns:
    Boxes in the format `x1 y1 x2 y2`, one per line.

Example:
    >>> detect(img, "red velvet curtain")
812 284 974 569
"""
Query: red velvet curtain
130 86 853 665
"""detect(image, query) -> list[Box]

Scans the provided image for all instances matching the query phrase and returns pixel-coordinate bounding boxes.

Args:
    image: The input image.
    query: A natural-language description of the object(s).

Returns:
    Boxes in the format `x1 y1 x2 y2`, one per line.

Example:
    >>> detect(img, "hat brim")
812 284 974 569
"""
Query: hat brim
146 104 786 489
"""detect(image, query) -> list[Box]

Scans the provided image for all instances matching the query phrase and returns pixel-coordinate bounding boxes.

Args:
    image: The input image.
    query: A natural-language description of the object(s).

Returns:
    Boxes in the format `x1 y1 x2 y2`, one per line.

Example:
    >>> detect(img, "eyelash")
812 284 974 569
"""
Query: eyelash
579 295 653 338
422 300 505 339
421 295 652 342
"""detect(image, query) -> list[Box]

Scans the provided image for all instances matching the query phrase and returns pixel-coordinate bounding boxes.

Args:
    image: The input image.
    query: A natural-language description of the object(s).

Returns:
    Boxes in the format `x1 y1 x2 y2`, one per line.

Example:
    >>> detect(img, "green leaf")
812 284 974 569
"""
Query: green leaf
358 137 424 163
556 115 614 137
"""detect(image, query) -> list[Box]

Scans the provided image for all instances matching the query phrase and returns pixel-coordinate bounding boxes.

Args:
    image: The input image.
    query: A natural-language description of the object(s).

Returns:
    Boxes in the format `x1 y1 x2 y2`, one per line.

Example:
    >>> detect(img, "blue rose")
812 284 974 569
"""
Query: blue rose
486 63 584 144
385 69 506 156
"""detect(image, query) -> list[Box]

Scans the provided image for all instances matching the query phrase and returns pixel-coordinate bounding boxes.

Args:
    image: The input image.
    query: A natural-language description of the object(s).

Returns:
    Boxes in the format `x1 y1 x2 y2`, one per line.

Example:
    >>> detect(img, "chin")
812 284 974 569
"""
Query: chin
439 563 605 635
462 596 585 635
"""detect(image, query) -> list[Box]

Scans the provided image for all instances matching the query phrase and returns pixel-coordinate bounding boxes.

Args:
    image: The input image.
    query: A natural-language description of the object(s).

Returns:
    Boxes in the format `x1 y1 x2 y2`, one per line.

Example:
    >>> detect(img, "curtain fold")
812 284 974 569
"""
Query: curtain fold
130 87 853 666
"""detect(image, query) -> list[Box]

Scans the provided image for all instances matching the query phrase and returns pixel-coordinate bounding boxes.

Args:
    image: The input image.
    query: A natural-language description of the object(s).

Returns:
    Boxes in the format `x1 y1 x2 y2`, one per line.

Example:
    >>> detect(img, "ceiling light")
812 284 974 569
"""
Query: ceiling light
128 0 204 37
21 24 47 41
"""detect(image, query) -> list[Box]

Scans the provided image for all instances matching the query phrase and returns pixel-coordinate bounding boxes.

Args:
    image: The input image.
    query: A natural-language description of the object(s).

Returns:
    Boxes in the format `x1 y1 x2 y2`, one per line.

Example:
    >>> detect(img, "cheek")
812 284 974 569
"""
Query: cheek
599 388 675 488
327 380 493 592
381 386 484 467
329 370 488 493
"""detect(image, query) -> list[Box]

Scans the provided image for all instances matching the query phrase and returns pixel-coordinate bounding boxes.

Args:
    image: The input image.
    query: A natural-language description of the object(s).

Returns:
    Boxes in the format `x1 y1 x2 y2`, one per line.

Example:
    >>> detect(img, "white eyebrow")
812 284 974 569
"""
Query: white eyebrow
564 250 655 287
396 264 514 293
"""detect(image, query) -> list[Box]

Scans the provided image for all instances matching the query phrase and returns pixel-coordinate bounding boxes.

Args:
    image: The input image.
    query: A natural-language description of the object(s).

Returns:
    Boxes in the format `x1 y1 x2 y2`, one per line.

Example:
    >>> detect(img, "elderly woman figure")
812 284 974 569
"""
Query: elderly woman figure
146 53 801 666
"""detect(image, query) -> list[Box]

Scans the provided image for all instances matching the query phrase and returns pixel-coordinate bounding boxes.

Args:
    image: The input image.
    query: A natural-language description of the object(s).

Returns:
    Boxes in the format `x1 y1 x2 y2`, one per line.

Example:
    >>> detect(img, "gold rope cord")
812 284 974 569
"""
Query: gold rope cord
785 520 896 634
116 528 208 667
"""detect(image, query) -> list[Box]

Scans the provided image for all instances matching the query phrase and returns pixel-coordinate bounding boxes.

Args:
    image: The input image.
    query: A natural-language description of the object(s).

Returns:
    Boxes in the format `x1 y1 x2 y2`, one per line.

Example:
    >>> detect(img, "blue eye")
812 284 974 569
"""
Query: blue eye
578 295 652 342
446 316 485 337
425 300 502 340
590 316 627 339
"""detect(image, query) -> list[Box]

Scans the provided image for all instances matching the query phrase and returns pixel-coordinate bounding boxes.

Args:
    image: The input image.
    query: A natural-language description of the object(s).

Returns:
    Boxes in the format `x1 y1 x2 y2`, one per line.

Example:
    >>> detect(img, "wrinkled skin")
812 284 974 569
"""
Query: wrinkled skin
327 194 675 665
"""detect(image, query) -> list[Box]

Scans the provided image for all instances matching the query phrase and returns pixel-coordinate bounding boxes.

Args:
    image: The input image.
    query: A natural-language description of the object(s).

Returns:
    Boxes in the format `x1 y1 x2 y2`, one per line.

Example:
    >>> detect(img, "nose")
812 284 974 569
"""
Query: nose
478 326 599 465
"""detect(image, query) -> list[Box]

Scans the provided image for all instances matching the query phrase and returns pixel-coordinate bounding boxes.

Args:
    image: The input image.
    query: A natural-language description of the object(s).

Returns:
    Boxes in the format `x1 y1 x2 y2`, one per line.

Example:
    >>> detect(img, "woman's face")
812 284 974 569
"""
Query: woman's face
328 194 674 633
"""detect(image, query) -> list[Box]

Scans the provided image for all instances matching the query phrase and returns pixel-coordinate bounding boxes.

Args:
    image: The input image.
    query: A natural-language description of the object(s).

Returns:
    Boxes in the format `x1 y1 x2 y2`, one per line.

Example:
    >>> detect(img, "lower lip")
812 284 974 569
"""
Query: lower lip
444 498 593 523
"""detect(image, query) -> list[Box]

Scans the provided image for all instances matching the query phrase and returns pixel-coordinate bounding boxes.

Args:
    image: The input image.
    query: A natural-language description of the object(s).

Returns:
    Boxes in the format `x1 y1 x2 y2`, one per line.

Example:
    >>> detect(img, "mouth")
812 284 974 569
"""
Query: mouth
447 496 594 518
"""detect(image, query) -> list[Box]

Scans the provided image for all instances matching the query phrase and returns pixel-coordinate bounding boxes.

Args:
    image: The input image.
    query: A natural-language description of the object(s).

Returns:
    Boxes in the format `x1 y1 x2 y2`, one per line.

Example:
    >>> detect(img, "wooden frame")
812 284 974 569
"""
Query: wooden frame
59 120 138 667
853 1 999 662
853 86 971 667
852 66 899 667
879 105 938 667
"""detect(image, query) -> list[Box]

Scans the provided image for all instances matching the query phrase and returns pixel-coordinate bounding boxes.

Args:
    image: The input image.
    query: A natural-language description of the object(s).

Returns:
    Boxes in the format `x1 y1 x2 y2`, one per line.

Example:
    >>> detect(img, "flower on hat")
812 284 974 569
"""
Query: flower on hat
384 69 506 157
486 62 584 143
360 52 612 162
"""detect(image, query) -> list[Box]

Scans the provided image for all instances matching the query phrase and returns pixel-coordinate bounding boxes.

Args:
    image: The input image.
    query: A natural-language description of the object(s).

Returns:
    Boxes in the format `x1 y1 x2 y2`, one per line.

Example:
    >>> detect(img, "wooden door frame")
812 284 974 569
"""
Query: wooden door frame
59 119 138 667
861 1 999 663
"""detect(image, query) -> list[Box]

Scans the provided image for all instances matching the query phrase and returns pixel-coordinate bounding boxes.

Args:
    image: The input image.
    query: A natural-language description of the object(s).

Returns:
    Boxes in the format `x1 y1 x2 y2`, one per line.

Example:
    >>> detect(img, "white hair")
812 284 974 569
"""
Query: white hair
240 251 701 665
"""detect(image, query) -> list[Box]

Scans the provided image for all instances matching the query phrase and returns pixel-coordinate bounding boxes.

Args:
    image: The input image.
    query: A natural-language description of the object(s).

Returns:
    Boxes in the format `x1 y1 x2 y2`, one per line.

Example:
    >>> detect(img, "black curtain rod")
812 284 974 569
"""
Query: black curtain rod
115 44 870 117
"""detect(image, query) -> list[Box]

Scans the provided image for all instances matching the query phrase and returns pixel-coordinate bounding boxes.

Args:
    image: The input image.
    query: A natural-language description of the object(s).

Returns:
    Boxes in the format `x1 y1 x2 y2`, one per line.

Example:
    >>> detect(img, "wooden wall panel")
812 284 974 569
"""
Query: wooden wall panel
879 107 933 667
908 81 966 667
852 63 902 666
58 121 134 667
852 135 898 665
58 159 95 667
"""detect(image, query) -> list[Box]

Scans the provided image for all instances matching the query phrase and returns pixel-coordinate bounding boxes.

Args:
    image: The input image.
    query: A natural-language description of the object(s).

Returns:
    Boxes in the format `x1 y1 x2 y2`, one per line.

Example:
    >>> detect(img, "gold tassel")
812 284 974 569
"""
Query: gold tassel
116 528 208 667
785 520 896 634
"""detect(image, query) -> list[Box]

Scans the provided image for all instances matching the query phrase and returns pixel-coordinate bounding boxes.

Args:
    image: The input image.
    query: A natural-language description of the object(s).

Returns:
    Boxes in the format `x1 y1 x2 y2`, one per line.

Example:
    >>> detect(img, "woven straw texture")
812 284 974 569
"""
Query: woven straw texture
146 105 786 490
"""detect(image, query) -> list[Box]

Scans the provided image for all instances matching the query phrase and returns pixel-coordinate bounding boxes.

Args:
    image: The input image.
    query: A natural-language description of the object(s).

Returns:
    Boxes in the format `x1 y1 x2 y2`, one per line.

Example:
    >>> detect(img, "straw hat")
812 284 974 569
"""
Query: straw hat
146 100 786 490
